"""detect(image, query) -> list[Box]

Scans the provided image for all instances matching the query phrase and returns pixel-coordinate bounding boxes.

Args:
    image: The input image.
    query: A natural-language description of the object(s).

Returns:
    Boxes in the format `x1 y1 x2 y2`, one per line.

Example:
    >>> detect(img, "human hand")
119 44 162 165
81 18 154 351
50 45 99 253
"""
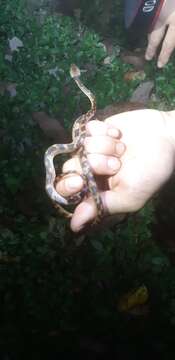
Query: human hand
145 0 175 67
56 109 175 232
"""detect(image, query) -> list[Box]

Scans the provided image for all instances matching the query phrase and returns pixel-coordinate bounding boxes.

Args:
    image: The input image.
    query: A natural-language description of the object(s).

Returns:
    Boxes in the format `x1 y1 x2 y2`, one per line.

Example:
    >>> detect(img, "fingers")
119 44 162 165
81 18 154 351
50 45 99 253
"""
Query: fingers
70 189 141 232
157 25 175 67
86 119 122 138
70 198 97 232
84 136 125 157
145 18 175 68
56 173 83 198
56 121 125 198
55 152 122 197
62 132 124 174
145 24 166 62
88 154 121 174
62 153 121 175
70 191 122 233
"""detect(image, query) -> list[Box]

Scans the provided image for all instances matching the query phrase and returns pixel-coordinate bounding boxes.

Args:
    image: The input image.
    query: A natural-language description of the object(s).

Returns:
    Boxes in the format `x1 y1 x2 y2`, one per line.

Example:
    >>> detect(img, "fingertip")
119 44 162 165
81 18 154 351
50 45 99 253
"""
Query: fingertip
55 174 83 197
86 120 107 136
145 46 154 61
145 53 153 61
107 157 121 172
115 142 126 156
70 200 96 232
87 120 122 139
157 60 164 68
88 154 121 175
107 127 122 139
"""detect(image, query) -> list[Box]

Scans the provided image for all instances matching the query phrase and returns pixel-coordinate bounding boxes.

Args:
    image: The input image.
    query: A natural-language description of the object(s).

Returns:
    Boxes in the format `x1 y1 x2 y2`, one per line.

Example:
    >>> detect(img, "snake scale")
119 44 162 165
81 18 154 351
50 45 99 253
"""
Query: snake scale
44 64 104 223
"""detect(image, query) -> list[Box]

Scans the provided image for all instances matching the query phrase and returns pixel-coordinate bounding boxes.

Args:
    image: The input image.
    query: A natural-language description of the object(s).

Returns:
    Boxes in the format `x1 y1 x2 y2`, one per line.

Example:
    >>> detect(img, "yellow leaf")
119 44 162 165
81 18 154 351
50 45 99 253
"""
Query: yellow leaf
117 285 149 312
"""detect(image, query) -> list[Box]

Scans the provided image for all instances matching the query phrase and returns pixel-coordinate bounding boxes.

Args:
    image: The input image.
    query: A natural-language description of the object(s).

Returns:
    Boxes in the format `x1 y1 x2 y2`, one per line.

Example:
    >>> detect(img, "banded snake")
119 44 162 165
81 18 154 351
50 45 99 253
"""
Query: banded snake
44 64 104 223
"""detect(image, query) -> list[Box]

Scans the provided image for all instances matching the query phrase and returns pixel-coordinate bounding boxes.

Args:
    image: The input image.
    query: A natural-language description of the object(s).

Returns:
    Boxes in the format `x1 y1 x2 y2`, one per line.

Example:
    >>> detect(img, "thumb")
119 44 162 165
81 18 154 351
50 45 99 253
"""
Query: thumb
70 190 138 232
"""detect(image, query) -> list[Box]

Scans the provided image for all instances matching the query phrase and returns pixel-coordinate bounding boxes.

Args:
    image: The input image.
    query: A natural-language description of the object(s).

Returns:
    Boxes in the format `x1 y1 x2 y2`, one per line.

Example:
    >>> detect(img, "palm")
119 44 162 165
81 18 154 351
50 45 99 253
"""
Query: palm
103 109 175 212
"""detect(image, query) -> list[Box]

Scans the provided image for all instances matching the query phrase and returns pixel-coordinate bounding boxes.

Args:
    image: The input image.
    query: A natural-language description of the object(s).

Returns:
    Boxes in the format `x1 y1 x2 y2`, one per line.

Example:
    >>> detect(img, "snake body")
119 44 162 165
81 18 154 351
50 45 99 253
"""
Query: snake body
44 64 104 222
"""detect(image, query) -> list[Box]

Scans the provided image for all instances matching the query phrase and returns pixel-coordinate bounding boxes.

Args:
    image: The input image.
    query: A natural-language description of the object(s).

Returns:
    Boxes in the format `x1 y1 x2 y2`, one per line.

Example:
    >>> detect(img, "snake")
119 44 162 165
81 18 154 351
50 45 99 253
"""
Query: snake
44 64 104 223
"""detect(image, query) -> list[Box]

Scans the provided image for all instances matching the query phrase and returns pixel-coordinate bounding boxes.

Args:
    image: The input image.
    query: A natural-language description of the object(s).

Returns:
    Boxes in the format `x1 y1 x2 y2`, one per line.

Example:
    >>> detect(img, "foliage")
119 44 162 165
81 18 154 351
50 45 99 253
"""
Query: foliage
79 0 124 38
155 62 175 108
1 0 175 349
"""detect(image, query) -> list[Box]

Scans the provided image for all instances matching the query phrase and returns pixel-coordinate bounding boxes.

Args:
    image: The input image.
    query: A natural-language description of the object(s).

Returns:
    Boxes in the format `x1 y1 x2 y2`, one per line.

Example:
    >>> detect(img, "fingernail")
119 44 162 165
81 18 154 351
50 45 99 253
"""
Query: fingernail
107 157 120 171
116 142 125 155
157 60 164 68
107 128 121 138
66 176 82 190
145 54 152 61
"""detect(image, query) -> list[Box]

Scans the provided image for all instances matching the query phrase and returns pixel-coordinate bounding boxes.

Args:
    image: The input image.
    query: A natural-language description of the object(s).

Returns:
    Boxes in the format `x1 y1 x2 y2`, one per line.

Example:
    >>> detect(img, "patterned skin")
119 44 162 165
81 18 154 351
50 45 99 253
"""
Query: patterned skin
44 64 104 222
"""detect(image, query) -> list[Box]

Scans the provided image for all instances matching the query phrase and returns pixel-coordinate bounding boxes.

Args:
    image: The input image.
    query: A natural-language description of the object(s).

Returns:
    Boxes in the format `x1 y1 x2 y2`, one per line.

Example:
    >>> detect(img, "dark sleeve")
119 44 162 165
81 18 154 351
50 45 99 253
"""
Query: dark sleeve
124 0 142 29
124 0 165 45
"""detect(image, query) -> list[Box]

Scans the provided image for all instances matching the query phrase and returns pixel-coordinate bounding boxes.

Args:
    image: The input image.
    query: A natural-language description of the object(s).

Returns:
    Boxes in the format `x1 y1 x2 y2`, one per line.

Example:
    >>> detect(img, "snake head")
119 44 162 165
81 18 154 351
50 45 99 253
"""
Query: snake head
70 64 81 78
